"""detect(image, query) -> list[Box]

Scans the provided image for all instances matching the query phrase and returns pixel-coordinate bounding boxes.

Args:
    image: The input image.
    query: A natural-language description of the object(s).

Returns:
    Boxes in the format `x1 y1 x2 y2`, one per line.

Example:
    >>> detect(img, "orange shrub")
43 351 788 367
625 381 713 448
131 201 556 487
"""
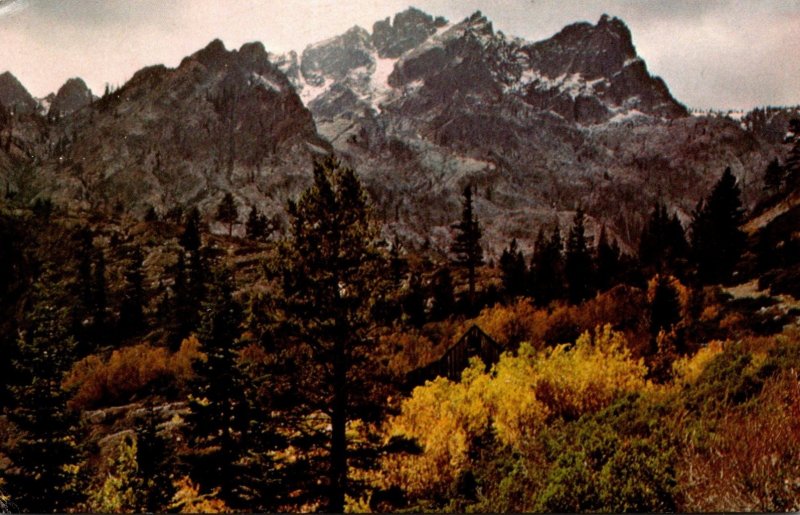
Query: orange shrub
64 337 202 410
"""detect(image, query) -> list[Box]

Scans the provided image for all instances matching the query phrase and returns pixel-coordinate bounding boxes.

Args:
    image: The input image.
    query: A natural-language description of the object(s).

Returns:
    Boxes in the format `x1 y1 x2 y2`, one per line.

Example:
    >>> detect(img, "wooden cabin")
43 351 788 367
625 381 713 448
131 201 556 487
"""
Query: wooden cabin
406 325 503 388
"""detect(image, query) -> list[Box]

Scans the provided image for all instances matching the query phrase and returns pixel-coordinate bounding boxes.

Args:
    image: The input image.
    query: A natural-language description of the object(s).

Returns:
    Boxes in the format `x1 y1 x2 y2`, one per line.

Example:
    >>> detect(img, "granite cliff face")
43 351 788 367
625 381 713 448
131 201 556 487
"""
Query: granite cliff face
273 9 772 256
0 8 791 253
1 40 330 228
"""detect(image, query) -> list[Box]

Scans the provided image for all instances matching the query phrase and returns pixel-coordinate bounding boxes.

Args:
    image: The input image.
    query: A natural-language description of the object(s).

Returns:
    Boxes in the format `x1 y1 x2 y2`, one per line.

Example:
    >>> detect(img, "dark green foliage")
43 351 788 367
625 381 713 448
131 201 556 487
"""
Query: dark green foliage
117 245 145 339
595 226 621 292
450 185 483 309
639 203 689 277
565 208 594 303
269 156 389 512
530 226 565 306
649 275 682 339
499 238 526 298
245 205 269 240
763 158 785 193
181 266 250 507
216 192 238 236
402 272 427 327
430 266 455 320
690 168 746 285
135 403 176 512
785 118 800 188
180 207 202 252
3 268 84 513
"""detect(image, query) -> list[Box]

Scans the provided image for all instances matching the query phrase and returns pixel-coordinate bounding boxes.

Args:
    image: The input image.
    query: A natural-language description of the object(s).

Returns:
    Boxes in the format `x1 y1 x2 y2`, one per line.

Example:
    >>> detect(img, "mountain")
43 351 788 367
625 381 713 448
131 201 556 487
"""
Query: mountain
274 9 775 256
48 78 94 117
0 71 37 115
0 8 792 254
8 39 330 226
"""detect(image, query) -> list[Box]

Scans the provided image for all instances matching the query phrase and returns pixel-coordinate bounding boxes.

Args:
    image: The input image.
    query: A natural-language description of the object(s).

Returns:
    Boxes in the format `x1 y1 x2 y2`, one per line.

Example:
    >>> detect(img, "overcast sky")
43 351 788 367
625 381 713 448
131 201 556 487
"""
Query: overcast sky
0 0 798 111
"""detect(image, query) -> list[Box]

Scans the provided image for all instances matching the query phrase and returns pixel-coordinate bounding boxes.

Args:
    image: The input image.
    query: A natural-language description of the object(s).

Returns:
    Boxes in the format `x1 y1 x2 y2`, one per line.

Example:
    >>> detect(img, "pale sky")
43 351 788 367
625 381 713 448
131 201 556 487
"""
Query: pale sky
0 0 798 110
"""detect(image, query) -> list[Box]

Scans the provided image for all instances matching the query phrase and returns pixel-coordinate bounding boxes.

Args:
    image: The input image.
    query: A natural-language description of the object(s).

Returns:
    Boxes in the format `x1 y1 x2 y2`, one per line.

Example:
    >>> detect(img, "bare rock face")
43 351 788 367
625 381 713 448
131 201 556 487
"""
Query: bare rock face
29 39 331 225
265 9 783 257
0 72 37 115
49 78 94 117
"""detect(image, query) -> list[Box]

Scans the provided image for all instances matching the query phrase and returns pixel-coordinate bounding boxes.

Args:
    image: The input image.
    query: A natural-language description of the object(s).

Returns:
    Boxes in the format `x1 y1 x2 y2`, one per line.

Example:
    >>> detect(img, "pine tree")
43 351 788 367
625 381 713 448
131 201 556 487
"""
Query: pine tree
565 208 594 304
639 203 688 276
402 272 427 327
136 404 176 512
3 268 84 513
530 226 565 306
270 156 389 512
690 167 747 284
118 245 145 338
450 185 483 310
180 207 202 252
245 205 266 240
181 266 248 508
216 192 238 236
499 238 526 299
649 275 682 340
595 226 621 292
763 158 785 194
430 266 456 320
785 118 800 189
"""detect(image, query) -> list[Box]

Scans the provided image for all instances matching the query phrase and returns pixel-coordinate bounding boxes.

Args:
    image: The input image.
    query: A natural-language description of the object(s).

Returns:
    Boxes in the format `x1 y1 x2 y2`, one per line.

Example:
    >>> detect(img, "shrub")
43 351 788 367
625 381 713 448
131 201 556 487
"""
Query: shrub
64 337 202 410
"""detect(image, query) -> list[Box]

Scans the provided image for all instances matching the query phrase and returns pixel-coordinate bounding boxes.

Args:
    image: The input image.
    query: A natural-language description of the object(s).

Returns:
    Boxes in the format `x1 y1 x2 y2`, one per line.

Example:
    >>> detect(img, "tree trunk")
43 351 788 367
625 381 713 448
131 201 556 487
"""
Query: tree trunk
328 344 348 513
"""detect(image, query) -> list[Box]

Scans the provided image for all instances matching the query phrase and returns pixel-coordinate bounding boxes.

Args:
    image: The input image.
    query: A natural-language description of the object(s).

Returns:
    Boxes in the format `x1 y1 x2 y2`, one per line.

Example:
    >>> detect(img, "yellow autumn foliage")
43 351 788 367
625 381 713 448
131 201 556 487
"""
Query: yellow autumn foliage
672 340 725 386
382 325 648 496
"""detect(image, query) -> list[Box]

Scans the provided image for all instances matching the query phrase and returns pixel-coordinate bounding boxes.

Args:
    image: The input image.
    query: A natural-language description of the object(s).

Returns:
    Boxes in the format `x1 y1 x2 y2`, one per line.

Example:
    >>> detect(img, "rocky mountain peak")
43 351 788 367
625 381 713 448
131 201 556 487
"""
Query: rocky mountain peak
372 7 447 58
49 77 93 117
0 71 37 115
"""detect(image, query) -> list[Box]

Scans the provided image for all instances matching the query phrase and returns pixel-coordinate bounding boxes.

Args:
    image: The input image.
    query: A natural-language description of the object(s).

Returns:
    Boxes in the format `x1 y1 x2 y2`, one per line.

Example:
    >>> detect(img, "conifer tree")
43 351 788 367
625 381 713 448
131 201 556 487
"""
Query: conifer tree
118 245 145 338
763 158 785 194
530 226 565 306
136 404 176 512
180 207 202 252
245 205 267 240
785 118 800 189
499 238 526 298
690 167 746 284
402 272 427 327
181 266 248 508
3 268 84 513
270 156 389 512
595 226 621 292
216 192 238 236
450 185 483 310
430 266 456 320
639 203 688 276
565 209 594 304
649 275 682 341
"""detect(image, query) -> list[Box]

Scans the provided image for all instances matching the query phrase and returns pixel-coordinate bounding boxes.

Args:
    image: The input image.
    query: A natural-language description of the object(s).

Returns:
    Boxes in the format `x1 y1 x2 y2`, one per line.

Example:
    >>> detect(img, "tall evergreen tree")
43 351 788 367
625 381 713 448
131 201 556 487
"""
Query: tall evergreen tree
690 167 747 284
639 203 689 276
450 185 483 310
135 403 176 513
3 268 84 513
118 246 145 338
180 207 202 252
649 275 682 341
785 118 800 189
216 192 238 236
530 226 565 306
595 226 621 292
402 272 427 327
565 208 594 304
430 266 456 320
270 156 389 512
181 266 249 508
763 158 785 194
499 238 526 299
245 205 267 240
